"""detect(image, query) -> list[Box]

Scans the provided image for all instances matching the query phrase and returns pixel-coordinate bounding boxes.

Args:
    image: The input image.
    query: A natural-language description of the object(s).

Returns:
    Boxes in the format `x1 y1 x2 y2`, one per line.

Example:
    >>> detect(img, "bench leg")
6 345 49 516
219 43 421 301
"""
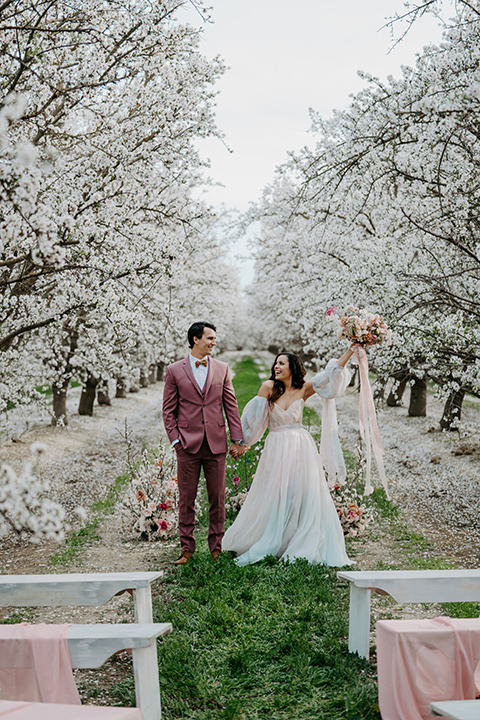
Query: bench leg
134 586 154 624
348 585 371 660
132 641 162 720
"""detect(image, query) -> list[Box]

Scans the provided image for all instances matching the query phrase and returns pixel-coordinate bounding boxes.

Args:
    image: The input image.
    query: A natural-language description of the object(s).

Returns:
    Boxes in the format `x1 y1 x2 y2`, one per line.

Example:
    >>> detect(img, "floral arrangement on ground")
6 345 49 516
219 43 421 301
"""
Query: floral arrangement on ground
329 480 374 538
121 443 197 541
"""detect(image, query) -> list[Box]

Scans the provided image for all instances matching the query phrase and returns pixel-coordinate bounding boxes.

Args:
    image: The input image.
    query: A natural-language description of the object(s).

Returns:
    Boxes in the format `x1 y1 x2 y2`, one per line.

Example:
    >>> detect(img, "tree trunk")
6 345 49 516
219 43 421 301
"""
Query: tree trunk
408 377 427 417
373 376 387 402
51 326 79 425
387 369 409 407
440 388 466 430
139 370 149 388
52 379 70 425
97 380 111 406
156 362 165 381
116 378 127 398
148 365 156 383
78 375 98 416
348 367 357 387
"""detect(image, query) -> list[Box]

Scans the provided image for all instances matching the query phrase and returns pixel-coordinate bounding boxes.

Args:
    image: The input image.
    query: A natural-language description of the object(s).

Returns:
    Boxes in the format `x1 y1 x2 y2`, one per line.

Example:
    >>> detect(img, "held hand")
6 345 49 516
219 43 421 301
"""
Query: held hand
229 443 249 460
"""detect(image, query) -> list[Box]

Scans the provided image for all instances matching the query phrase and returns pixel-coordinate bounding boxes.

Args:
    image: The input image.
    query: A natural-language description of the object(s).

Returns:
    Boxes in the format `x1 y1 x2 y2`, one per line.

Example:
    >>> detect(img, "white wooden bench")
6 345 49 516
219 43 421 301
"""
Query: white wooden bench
0 699 144 719
0 572 163 623
430 700 480 719
1 623 172 720
337 569 480 659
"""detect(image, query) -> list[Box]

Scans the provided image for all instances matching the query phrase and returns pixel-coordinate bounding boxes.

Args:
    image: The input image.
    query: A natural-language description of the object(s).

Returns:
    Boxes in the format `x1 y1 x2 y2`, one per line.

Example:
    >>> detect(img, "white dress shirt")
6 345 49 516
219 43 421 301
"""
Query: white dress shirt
189 353 209 390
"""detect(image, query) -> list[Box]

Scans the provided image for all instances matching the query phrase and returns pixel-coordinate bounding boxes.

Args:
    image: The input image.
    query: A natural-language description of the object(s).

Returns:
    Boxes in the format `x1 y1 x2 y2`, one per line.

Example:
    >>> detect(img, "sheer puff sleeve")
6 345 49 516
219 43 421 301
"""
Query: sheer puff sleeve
312 359 351 486
312 358 351 399
241 396 269 446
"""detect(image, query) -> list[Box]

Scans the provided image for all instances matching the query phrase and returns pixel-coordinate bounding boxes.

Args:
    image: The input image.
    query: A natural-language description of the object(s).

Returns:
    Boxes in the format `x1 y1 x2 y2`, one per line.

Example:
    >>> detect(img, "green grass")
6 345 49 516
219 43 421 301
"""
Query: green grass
50 520 102 565
441 601 480 618
368 489 400 520
113 553 380 720
0 610 39 625
90 471 131 515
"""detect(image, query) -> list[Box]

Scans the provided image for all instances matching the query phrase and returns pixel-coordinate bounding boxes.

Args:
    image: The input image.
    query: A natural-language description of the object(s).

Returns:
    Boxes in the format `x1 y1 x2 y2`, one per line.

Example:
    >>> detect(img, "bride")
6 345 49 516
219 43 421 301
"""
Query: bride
222 347 356 566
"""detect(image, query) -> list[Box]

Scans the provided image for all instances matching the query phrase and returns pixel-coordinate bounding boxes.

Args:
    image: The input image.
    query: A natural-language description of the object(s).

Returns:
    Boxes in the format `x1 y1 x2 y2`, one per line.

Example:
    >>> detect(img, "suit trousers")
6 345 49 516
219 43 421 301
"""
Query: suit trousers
176 437 226 554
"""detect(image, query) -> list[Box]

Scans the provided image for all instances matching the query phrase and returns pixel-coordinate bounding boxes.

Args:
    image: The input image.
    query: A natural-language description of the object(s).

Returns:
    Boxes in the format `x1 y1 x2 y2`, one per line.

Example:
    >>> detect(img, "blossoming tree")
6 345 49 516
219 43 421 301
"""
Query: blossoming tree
0 0 245 536
247 1 480 428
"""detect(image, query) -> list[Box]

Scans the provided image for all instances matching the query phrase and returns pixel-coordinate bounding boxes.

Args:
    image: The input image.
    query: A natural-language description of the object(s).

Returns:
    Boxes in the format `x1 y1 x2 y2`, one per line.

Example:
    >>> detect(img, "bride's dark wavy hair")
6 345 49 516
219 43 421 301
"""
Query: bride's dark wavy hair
269 352 306 405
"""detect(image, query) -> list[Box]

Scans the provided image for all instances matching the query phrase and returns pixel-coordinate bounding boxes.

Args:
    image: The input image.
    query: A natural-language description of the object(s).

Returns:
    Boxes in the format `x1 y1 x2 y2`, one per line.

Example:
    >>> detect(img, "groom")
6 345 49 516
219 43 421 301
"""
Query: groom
162 321 246 565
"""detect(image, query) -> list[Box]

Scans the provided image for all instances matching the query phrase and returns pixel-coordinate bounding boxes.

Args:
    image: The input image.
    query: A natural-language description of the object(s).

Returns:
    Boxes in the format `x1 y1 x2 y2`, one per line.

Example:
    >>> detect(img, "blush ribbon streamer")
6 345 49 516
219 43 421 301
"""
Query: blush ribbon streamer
353 344 389 498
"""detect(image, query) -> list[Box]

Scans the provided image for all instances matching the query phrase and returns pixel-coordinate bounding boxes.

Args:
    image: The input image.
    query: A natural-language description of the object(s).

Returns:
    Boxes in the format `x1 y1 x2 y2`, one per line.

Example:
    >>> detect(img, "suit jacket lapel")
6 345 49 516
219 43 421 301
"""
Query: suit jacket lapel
203 357 215 398
182 357 203 397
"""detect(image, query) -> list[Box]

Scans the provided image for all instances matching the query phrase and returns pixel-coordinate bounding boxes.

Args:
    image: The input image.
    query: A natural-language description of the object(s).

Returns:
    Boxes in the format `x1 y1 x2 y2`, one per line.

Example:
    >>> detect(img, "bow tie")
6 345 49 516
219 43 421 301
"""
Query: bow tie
195 358 208 368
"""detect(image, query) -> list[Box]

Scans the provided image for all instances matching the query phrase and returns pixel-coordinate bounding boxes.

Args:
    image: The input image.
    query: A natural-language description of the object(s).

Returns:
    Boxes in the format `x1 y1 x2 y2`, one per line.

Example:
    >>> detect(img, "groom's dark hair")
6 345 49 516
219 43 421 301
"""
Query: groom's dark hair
188 321 216 348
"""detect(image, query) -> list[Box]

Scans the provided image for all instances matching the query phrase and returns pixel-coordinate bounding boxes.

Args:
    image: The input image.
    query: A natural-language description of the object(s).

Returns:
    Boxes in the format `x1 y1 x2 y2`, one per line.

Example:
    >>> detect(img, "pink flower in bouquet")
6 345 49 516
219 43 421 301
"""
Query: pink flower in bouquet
326 305 337 316
159 502 168 510
160 520 169 531
233 476 240 485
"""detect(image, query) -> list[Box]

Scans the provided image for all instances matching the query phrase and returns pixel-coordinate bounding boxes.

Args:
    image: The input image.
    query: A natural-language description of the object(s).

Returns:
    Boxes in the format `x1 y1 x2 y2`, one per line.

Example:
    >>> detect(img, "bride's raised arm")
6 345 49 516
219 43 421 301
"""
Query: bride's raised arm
240 381 272 446
303 346 355 401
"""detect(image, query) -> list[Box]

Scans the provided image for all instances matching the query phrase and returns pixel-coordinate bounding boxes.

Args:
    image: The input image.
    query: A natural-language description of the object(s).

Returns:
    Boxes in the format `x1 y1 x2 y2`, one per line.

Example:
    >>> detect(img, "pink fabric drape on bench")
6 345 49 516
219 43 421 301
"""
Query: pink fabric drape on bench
0 624 80 705
377 617 480 720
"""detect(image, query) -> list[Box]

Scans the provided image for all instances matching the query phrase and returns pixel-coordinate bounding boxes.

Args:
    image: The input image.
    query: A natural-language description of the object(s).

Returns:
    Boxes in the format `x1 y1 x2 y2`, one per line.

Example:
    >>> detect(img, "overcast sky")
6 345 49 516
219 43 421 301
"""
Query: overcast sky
179 1 446 282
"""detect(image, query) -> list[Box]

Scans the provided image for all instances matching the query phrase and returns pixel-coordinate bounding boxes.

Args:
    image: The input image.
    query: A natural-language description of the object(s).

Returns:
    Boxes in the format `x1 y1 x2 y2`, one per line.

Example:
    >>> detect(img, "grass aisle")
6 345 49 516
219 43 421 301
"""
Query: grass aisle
115 356 380 720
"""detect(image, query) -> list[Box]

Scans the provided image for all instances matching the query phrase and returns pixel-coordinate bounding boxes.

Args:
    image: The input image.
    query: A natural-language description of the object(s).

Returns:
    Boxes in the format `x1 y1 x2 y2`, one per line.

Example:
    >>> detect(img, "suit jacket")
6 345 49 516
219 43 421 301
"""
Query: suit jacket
162 356 243 454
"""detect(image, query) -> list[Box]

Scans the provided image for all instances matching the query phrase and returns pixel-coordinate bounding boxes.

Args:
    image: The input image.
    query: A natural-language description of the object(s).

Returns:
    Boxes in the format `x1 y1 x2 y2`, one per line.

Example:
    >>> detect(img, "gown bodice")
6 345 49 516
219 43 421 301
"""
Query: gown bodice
269 398 304 430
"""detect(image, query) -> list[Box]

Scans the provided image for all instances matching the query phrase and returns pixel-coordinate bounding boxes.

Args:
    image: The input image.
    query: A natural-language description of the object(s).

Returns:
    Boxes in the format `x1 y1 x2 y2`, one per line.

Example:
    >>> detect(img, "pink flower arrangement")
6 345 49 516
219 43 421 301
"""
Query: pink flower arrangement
232 476 240 485
328 305 391 347
329 483 373 538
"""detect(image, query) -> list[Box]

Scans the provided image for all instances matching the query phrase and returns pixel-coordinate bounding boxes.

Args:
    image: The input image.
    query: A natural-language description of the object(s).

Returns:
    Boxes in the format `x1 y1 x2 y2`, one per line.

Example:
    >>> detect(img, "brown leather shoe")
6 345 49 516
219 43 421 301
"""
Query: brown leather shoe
211 550 221 561
173 551 193 565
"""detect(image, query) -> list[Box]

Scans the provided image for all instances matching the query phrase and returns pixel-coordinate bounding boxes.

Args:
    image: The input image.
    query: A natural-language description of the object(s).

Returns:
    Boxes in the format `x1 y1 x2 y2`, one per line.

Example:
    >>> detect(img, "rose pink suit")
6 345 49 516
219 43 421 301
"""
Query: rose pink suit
162 357 243 554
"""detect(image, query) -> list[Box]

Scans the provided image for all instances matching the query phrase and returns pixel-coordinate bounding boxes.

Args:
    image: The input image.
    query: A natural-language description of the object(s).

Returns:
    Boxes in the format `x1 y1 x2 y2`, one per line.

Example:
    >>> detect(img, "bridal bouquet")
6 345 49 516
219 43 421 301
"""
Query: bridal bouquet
331 306 391 347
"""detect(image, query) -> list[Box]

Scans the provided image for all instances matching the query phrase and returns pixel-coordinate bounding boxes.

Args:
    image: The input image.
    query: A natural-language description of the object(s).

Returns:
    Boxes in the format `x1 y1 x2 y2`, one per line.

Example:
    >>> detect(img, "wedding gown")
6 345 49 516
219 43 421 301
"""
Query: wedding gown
222 359 352 567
